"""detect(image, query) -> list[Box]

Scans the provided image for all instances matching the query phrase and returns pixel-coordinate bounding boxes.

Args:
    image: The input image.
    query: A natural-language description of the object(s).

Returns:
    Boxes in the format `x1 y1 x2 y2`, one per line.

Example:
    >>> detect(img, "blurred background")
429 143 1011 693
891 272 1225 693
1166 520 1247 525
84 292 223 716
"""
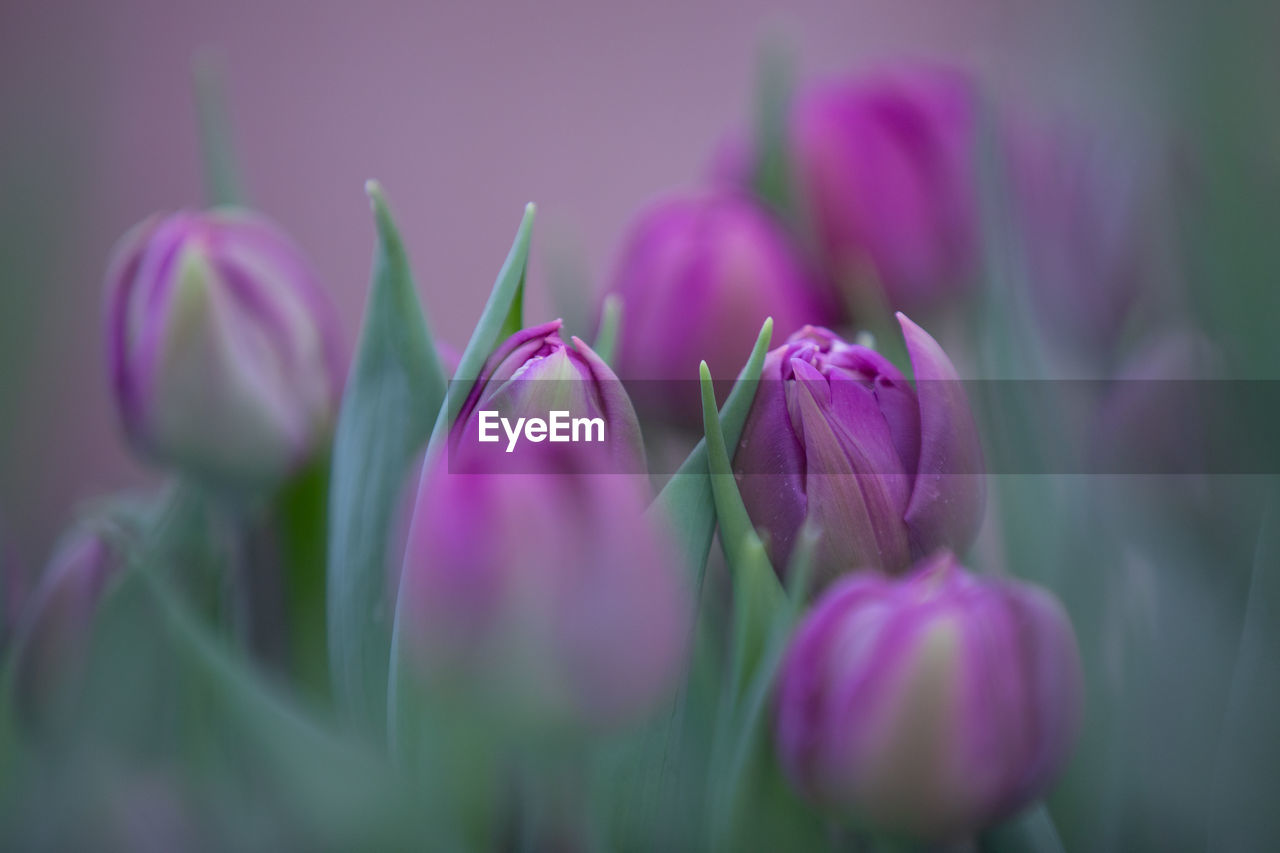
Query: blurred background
0 0 1170 568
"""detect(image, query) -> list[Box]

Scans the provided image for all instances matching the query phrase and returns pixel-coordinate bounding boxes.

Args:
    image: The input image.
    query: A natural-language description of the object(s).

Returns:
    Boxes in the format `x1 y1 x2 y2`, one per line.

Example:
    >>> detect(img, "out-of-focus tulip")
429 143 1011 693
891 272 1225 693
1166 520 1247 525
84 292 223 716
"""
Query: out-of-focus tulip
10 529 123 727
733 314 984 586
105 208 344 488
1093 329 1264 557
775 551 1083 840
1007 121 1152 358
715 66 979 313
450 320 646 473
608 190 838 426
398 446 688 728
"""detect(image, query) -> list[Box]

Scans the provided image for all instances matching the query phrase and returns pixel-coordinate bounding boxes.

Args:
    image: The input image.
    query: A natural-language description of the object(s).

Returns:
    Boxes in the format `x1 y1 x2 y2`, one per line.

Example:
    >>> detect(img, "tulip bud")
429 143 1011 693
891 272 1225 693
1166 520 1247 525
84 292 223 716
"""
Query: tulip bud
451 320 646 473
715 66 979 312
398 446 688 729
10 529 123 727
105 208 344 488
775 551 1083 840
733 315 984 586
607 190 838 426
1006 120 1151 358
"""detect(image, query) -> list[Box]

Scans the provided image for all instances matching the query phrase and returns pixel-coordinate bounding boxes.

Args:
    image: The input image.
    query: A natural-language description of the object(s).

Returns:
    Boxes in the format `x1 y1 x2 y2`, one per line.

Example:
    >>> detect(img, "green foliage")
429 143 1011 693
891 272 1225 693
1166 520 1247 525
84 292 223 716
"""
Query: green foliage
326 183 445 734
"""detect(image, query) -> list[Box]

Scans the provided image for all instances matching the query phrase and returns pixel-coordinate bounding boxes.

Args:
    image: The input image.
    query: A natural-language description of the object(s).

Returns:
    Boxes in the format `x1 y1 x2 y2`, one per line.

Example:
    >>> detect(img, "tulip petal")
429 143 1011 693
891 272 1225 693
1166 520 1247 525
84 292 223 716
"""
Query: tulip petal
572 336 647 474
899 312 986 559
793 361 912 580
451 319 562 442
732 348 808 571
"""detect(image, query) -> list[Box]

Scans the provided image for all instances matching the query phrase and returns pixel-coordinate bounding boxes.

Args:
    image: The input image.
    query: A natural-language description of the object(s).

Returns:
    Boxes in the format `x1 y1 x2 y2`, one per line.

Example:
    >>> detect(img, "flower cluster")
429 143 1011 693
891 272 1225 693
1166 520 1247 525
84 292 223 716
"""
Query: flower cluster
5 60 1129 850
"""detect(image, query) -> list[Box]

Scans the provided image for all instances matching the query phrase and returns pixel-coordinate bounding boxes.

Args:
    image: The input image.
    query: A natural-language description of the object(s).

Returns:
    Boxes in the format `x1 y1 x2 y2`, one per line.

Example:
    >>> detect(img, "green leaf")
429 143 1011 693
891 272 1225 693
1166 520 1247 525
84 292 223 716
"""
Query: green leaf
751 41 795 221
275 459 331 701
192 52 246 208
387 203 536 754
326 182 446 734
498 267 526 341
649 317 773 589
118 565 426 847
444 202 537 432
698 361 786 682
707 523 822 851
1209 485 1280 849
783 520 820 605
967 94 1073 590
979 802 1066 853
592 293 623 366
698 361 779 593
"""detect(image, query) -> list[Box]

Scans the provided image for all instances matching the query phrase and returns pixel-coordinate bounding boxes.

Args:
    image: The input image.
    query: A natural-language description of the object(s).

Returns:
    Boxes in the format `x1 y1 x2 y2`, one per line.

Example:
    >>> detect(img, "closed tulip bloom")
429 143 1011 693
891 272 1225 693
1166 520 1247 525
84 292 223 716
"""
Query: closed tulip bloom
715 66 979 312
106 208 344 488
733 314 984 585
775 551 1083 840
1006 121 1151 358
11 529 122 727
451 320 646 473
398 447 688 728
608 190 837 426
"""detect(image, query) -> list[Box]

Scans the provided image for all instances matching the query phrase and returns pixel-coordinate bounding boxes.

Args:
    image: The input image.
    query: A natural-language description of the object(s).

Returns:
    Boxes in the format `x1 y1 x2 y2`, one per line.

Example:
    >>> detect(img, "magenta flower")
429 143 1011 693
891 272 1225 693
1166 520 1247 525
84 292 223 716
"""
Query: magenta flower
775 551 1083 840
398 447 689 728
733 315 984 586
10 529 122 727
715 66 979 312
450 320 646 473
105 208 344 488
608 190 838 426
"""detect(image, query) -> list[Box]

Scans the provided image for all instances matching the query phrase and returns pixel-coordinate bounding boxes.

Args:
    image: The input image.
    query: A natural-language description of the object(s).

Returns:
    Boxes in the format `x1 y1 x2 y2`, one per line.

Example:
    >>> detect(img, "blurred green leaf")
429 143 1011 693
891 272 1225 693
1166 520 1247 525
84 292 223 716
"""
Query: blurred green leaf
650 317 773 589
752 41 795 221
980 802 1066 853
192 53 246 208
592 293 622 366
327 182 446 734
967 93 1074 591
1209 484 1280 849
275 460 331 701
708 524 822 851
443 202 537 433
119 564 424 848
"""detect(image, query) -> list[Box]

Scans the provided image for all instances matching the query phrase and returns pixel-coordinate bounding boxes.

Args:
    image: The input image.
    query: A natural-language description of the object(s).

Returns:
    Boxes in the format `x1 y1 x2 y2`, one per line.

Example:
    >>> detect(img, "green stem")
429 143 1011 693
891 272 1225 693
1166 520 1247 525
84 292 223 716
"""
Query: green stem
192 51 246 207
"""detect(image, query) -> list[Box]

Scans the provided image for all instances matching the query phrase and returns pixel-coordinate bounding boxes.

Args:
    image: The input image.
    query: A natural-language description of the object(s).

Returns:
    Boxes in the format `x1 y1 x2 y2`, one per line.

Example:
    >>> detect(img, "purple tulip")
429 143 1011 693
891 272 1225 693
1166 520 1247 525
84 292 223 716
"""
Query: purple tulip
1006 119 1151 357
451 320 646 473
398 447 689 728
733 315 984 586
607 190 838 426
11 529 123 727
715 66 979 312
775 551 1083 840
105 208 344 488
